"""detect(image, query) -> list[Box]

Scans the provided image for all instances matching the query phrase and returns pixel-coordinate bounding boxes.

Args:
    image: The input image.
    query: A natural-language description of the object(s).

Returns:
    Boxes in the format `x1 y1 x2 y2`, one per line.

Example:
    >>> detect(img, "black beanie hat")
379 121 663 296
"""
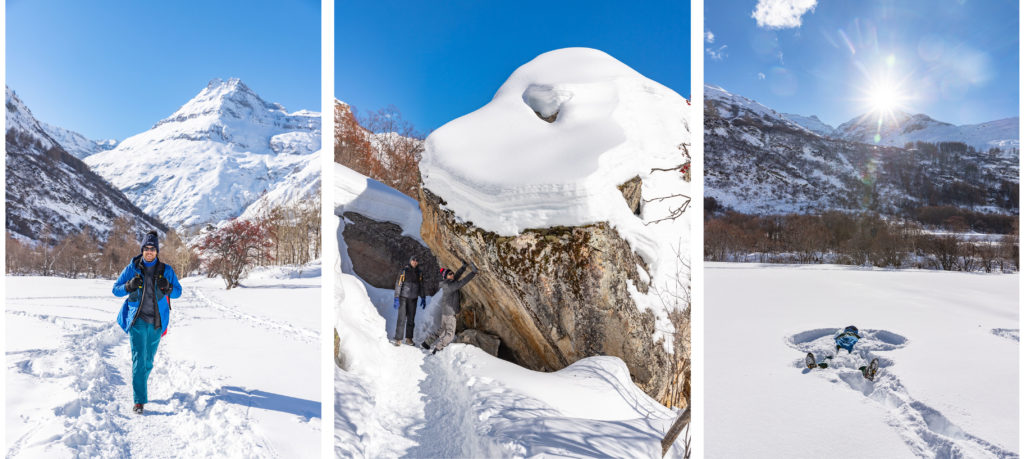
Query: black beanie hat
410 255 419 263
141 230 159 253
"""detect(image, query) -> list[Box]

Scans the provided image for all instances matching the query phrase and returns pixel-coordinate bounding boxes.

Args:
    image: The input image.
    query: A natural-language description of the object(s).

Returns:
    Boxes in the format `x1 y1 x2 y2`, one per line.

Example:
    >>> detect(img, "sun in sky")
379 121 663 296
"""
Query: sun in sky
853 54 916 142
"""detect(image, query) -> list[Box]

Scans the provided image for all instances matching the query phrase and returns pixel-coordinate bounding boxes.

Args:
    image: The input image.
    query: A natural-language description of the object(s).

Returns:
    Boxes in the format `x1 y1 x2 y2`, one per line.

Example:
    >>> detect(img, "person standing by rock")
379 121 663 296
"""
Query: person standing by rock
429 258 478 355
113 230 182 415
393 255 426 346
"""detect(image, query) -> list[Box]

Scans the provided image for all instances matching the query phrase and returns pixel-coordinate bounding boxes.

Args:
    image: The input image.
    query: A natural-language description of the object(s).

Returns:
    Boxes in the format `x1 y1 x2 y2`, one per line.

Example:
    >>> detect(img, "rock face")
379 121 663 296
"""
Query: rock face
455 329 501 356
341 211 440 294
419 188 677 401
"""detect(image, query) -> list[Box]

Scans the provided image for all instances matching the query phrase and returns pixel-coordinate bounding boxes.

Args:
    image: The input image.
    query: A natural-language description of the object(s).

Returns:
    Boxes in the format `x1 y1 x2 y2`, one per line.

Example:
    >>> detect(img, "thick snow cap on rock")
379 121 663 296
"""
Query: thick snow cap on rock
335 163 423 242
422 48 691 350
420 47 690 237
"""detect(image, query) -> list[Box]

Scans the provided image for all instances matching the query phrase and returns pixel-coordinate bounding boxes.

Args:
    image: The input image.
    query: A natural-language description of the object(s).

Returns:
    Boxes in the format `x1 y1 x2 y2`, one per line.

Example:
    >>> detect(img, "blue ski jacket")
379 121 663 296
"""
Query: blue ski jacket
834 331 860 353
114 255 182 336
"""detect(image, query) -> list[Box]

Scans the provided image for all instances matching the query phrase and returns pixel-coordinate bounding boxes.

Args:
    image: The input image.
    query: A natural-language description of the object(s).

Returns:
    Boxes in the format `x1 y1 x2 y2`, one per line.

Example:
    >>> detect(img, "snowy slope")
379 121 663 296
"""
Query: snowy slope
334 161 688 457
5 86 166 243
85 79 321 228
705 84 816 135
39 121 118 159
836 111 1019 153
781 113 835 137
422 47 691 347
238 149 323 221
6 265 321 458
706 263 1018 458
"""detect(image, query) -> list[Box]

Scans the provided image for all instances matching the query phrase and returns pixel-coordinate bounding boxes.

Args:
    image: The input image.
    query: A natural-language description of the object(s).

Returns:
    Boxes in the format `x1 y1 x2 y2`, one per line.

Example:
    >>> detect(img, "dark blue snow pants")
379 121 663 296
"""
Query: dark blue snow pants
130 320 162 404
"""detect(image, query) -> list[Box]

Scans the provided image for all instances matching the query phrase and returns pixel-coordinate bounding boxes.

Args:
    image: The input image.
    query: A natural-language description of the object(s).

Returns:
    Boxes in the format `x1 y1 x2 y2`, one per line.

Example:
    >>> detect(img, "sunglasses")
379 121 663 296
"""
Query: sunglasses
142 246 157 252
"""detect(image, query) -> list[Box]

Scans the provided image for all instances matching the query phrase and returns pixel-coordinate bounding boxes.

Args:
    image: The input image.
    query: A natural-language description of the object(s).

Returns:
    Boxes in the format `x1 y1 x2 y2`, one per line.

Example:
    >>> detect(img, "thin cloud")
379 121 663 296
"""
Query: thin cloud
752 0 817 29
707 45 728 61
758 72 767 80
705 30 715 43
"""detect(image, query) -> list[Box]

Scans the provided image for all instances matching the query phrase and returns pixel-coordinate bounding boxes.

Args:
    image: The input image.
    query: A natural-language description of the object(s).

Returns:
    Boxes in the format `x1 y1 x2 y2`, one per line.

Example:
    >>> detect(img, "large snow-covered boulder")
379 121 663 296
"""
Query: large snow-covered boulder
419 48 691 403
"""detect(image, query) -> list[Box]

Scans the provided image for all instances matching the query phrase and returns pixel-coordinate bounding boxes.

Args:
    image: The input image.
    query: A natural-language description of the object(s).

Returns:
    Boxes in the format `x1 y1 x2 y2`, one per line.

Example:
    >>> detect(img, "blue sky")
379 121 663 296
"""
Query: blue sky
336 0 690 134
705 0 1019 126
6 0 320 140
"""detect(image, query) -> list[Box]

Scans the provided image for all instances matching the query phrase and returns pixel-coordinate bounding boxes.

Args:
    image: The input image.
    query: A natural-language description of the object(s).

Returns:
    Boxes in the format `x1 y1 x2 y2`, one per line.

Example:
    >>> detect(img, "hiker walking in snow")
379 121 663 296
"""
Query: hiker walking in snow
113 230 182 415
393 255 426 346
428 258 478 355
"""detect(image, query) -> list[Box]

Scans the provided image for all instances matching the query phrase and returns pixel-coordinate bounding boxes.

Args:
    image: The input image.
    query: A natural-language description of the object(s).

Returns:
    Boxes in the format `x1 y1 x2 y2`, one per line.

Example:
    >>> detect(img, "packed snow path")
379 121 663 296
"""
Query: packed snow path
335 270 686 458
6 269 321 458
335 342 684 458
706 263 1018 458
790 329 1016 458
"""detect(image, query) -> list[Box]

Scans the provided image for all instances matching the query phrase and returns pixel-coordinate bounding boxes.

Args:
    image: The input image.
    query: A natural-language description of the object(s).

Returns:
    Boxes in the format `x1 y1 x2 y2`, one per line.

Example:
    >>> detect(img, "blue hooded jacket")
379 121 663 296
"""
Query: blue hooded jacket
114 255 182 335
834 330 860 353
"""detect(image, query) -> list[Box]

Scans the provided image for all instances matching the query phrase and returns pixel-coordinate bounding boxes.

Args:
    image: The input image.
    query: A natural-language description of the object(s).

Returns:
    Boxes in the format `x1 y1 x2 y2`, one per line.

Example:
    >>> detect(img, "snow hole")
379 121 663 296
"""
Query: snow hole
522 84 573 123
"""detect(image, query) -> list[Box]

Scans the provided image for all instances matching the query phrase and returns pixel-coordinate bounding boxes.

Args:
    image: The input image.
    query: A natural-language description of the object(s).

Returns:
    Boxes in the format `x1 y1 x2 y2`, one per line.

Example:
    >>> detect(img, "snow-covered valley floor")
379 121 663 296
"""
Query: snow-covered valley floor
706 263 1018 458
6 265 321 458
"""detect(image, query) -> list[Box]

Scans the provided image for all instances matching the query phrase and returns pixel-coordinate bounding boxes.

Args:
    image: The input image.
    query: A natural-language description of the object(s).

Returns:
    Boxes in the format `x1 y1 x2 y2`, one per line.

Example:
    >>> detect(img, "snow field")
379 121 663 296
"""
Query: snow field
706 263 1018 458
6 267 321 458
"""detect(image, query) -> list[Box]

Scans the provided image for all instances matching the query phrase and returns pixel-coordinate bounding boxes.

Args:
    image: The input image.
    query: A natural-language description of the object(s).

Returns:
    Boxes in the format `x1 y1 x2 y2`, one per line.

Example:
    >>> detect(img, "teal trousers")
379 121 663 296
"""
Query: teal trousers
129 320 162 404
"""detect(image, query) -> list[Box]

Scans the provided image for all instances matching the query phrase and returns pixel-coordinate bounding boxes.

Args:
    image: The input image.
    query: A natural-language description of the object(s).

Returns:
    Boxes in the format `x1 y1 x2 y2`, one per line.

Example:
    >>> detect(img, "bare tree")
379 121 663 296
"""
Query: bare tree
358 105 425 198
198 219 274 289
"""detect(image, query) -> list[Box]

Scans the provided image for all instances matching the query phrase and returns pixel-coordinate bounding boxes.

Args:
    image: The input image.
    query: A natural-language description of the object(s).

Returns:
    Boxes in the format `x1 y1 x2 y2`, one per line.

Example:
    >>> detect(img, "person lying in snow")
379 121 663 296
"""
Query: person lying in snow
834 325 861 353
424 258 478 355
805 325 878 380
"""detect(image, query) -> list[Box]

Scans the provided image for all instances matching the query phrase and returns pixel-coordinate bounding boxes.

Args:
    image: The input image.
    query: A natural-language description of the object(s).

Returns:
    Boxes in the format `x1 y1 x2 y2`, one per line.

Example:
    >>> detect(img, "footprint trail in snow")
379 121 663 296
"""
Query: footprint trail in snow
6 276 318 458
788 328 1016 458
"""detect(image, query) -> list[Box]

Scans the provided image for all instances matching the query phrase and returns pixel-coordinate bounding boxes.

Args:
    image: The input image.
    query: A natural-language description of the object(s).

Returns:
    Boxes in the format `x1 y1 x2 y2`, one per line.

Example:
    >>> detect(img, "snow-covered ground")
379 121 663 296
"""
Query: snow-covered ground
335 266 685 458
706 263 1018 458
6 264 321 458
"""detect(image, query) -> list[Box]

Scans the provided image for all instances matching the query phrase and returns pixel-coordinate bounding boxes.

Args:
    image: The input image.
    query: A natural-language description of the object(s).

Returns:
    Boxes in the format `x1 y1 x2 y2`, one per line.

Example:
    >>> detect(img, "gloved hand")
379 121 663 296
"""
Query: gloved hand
419 298 426 309
393 297 400 310
125 275 143 291
157 276 171 295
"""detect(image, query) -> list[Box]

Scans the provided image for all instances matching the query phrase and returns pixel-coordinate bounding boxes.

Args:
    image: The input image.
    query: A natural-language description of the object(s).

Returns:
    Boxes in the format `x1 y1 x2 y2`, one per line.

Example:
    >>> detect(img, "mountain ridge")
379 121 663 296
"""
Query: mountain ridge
85 78 321 228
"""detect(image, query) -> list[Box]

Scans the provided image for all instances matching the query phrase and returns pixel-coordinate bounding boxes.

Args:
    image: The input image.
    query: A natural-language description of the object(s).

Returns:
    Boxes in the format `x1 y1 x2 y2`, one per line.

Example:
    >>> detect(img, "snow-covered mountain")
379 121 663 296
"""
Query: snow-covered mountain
704 83 1018 215
5 86 166 243
85 78 321 228
782 113 835 137
835 111 1019 154
39 121 117 159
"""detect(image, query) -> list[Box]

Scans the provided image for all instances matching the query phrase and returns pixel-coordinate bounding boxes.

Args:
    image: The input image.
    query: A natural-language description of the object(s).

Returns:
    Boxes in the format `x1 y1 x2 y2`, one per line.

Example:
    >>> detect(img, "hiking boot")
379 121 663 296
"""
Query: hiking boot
133 404 144 415
391 340 401 347
404 338 413 346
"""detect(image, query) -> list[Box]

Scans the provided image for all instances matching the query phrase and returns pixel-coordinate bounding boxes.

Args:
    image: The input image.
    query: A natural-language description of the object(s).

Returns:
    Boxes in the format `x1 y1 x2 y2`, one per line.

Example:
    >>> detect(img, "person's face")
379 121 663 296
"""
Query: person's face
446 272 454 280
143 246 157 262
410 259 418 268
